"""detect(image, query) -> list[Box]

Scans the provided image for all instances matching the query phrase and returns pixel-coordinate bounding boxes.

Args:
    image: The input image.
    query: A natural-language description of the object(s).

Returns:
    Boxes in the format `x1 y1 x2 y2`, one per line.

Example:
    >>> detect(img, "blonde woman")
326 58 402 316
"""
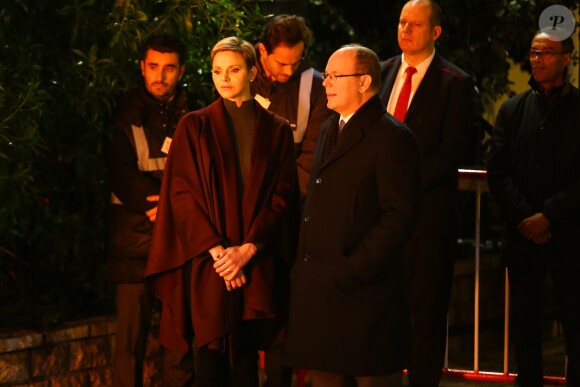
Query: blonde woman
146 37 299 386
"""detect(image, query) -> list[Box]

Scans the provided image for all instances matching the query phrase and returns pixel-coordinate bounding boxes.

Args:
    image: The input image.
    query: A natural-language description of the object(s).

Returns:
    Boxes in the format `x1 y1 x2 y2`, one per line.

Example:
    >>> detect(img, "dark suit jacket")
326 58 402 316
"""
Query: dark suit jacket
380 53 474 237
284 96 420 374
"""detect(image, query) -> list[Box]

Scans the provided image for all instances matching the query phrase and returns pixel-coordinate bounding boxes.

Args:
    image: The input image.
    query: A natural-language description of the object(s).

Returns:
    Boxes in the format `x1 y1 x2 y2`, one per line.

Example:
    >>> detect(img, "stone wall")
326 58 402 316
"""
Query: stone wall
0 315 162 386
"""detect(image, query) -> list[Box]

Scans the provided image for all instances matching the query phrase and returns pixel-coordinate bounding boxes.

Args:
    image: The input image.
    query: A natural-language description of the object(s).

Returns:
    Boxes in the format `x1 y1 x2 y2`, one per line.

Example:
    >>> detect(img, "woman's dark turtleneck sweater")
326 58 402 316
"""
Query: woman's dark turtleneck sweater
223 98 256 190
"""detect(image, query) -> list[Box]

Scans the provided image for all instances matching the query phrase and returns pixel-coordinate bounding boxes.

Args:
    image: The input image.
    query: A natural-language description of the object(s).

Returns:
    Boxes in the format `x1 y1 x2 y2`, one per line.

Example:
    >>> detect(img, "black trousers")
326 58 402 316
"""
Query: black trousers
509 264 580 387
405 235 456 387
163 322 260 387
113 283 154 387
309 369 402 387
195 330 260 387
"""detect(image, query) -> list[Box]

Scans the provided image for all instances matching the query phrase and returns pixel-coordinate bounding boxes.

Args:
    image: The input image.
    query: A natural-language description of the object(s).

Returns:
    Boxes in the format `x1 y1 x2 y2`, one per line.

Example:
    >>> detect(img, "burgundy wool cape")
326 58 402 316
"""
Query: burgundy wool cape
145 98 299 356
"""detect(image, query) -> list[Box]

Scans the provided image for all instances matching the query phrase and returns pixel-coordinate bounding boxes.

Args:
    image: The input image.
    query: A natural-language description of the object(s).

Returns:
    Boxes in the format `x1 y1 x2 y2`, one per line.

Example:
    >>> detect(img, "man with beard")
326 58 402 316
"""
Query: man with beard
252 14 331 387
105 33 196 386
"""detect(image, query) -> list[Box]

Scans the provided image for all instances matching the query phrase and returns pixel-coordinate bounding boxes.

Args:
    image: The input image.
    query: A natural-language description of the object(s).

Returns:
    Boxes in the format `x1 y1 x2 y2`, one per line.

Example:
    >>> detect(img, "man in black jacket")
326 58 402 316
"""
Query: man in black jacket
252 14 331 387
487 31 579 387
105 33 195 387
252 14 331 198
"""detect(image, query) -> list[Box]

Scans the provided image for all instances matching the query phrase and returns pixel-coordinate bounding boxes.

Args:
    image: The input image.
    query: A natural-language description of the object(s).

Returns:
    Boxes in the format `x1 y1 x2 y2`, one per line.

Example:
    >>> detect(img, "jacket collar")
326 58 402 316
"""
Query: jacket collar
381 53 443 118
529 67 572 99
318 95 385 170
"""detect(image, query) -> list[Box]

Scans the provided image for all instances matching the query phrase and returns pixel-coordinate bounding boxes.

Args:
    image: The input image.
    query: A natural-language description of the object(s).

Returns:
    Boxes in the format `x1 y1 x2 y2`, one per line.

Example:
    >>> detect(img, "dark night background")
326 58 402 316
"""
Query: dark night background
0 0 578 330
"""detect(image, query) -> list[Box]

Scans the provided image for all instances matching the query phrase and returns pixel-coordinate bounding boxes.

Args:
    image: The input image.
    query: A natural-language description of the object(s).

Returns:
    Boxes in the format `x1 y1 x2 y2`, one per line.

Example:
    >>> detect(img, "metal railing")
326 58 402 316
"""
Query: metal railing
442 169 566 385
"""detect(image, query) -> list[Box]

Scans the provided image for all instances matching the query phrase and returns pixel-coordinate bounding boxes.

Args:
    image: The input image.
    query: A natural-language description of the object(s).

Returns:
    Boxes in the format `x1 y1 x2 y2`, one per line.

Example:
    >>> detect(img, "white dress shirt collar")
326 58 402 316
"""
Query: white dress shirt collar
401 49 436 78
340 113 355 126
386 50 436 115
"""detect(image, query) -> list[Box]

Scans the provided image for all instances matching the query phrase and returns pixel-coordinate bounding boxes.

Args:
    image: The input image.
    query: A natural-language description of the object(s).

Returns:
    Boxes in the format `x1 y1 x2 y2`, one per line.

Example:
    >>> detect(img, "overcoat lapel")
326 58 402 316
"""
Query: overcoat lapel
321 119 364 167
242 101 272 235
318 97 385 172
206 99 243 245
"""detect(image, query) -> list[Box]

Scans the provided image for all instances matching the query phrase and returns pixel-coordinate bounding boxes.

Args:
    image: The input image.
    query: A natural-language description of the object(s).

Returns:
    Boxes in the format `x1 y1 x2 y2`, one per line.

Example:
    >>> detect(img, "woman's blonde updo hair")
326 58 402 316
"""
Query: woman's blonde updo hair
211 36 257 70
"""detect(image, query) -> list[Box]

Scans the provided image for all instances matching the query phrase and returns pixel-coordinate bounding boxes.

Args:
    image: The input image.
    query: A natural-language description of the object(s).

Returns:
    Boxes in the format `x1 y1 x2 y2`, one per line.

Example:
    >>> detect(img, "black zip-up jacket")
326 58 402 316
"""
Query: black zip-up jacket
251 52 331 196
487 76 580 269
105 84 195 283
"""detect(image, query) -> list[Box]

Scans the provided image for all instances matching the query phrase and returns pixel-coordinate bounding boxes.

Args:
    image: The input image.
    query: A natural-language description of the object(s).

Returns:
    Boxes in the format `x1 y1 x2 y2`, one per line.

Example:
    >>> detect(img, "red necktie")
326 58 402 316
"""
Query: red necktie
393 66 417 122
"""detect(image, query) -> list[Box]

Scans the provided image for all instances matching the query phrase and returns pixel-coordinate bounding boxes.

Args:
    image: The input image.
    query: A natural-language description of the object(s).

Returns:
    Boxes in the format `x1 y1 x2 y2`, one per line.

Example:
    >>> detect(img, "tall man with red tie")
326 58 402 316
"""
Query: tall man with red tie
379 1 474 386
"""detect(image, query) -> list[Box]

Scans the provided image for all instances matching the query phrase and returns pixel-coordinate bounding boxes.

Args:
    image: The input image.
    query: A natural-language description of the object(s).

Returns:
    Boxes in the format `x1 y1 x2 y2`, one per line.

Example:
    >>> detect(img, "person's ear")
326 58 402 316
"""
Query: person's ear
432 25 442 41
258 43 268 58
563 52 572 66
249 66 258 81
360 74 372 93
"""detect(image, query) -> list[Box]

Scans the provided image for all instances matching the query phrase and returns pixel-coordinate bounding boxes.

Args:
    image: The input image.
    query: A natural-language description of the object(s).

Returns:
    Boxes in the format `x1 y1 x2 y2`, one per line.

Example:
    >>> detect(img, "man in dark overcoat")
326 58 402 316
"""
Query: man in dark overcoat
284 44 421 386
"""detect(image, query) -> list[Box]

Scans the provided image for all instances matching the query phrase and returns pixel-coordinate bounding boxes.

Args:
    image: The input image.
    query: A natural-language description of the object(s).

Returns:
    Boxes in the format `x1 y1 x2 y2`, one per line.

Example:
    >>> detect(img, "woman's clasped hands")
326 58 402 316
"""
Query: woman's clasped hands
209 243 258 291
